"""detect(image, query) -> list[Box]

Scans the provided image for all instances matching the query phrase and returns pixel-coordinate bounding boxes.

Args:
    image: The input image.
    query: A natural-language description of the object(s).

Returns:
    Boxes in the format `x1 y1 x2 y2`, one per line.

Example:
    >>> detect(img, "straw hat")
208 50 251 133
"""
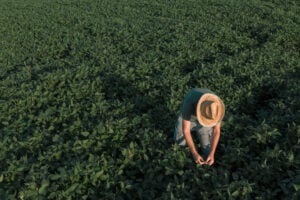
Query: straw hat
196 93 225 127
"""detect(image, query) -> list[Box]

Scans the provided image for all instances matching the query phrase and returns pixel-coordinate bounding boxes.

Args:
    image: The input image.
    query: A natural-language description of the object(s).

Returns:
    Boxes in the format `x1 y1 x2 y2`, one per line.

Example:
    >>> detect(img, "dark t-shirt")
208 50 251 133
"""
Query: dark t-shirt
181 88 215 122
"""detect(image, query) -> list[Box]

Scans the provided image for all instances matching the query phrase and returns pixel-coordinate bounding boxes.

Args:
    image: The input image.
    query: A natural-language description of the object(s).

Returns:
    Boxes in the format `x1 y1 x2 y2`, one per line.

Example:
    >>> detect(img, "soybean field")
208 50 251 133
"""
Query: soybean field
0 0 299 199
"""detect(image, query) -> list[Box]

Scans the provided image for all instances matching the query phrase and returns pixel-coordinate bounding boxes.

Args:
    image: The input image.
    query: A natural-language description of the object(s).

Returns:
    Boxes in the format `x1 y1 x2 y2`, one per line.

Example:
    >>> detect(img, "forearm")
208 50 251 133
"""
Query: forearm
182 120 198 155
209 127 220 156
184 130 198 154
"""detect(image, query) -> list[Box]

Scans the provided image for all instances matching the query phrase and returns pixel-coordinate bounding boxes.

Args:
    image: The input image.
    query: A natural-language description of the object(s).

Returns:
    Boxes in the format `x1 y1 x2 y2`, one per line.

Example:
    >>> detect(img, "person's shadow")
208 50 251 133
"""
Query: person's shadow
100 70 177 145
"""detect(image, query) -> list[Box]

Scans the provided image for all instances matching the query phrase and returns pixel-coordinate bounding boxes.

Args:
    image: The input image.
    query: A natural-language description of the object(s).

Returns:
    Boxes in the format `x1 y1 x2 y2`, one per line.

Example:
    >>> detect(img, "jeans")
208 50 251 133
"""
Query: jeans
174 114 212 159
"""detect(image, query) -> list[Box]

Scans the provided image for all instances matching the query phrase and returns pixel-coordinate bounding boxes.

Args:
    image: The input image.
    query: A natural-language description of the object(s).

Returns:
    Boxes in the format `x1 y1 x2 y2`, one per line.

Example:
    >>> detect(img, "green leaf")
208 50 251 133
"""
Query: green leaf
81 131 90 137
287 152 294 163
294 184 300 191
65 183 79 194
95 170 104 179
129 142 135 149
231 190 240 197
178 170 184 176
38 179 50 195
49 174 61 181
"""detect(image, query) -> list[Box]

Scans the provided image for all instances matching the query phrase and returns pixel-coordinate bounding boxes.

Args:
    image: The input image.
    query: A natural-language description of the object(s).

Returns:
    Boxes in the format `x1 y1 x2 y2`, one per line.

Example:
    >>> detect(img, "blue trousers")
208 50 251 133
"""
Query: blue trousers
174 114 212 159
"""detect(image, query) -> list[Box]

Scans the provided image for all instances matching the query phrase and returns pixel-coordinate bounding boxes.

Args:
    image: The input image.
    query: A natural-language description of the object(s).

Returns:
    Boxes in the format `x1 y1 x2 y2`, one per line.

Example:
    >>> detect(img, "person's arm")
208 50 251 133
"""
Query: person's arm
182 119 205 165
205 122 221 165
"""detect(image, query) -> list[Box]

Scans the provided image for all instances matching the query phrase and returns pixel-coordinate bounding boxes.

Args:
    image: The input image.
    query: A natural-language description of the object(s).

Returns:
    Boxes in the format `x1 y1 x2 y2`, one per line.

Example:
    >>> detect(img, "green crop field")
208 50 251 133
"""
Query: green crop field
0 0 299 199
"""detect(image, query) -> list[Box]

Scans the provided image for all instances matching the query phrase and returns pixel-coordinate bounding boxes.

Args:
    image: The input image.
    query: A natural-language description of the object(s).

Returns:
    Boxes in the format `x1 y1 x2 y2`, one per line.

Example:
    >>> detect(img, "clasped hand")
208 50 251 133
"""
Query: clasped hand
193 153 214 166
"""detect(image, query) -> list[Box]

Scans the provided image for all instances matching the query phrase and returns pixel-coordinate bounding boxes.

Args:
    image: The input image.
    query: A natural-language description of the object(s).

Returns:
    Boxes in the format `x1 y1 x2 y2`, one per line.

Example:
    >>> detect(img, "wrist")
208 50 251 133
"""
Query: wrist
191 149 198 155
208 152 215 157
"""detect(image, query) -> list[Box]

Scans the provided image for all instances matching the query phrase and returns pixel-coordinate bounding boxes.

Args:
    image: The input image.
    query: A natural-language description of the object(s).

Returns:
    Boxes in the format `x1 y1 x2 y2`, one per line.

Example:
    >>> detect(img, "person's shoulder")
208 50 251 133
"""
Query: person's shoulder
191 88 215 95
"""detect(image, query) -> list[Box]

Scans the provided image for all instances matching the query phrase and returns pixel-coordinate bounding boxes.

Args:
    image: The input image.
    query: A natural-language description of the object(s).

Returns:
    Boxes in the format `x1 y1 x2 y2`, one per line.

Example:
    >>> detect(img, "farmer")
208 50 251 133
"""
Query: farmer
174 88 225 166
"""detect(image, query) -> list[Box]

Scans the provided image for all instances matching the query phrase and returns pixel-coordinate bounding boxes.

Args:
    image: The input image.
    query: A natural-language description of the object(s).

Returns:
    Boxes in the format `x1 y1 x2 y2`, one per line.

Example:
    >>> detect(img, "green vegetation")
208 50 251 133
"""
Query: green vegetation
0 0 299 199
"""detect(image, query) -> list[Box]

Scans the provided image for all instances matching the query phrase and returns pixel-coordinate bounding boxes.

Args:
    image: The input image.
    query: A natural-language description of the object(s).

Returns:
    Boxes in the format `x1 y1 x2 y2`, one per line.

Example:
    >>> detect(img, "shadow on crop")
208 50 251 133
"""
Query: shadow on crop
100 70 176 145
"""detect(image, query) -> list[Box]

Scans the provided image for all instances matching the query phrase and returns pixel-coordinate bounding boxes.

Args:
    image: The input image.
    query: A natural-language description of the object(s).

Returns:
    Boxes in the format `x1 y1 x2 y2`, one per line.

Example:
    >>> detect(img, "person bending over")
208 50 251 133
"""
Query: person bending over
174 88 225 166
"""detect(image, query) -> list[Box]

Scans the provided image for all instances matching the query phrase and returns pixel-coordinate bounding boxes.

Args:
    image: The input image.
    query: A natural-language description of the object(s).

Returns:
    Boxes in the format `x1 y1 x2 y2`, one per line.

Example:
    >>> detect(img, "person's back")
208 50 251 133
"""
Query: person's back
180 88 215 122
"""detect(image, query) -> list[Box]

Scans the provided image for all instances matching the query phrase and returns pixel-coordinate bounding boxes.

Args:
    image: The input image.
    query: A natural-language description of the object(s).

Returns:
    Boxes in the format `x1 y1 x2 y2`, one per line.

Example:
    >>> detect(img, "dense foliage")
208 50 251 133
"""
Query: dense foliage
0 0 299 199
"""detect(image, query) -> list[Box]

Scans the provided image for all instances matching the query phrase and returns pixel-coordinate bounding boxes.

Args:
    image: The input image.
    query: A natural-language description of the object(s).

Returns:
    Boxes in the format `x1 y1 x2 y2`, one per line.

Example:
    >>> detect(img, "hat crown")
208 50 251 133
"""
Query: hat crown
202 101 218 119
